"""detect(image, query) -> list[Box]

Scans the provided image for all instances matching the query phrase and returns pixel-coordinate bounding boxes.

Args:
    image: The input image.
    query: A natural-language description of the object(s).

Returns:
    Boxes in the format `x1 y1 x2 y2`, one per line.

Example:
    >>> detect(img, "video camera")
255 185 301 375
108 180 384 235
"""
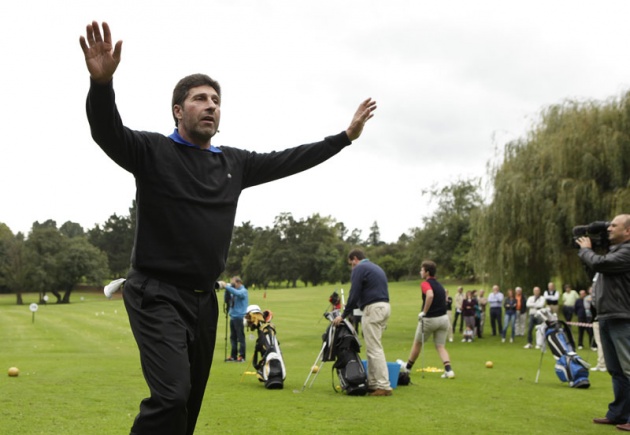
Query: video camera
572 221 610 249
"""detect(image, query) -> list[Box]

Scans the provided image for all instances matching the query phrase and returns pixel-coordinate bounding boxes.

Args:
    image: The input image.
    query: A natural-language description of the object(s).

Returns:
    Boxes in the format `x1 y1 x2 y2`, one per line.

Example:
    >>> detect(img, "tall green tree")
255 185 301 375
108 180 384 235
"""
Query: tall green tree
472 93 630 290
25 222 64 303
88 211 134 277
408 179 482 279
55 237 109 303
225 221 258 277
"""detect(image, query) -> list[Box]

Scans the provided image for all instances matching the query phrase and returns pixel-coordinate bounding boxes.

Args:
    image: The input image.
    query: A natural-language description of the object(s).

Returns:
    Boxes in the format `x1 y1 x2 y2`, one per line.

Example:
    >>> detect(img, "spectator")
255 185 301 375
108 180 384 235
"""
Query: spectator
488 285 504 336
524 286 546 349
574 289 593 350
544 282 559 315
461 291 477 342
501 289 517 343
562 284 580 323
452 286 465 335
514 287 528 337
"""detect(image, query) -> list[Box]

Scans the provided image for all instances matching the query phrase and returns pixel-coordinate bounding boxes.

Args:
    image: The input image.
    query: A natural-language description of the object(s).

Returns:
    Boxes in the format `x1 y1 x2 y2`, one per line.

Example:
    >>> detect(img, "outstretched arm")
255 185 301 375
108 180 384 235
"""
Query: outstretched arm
79 21 123 84
345 98 377 141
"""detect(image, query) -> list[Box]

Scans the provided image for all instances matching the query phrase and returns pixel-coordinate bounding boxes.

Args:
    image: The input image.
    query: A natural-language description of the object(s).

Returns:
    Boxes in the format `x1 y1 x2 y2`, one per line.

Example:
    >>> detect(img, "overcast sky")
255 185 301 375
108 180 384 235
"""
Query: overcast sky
2 0 630 243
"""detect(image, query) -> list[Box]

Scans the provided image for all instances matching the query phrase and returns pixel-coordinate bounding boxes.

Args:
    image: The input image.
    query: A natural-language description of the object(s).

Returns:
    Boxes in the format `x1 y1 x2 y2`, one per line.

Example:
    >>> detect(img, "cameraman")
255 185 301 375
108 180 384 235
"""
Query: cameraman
576 214 630 430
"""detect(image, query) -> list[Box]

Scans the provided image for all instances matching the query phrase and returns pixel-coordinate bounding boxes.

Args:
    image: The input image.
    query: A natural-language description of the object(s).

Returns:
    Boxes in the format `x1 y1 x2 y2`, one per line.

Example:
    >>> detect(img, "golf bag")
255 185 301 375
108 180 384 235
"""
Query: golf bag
322 311 368 396
246 306 286 389
536 309 590 388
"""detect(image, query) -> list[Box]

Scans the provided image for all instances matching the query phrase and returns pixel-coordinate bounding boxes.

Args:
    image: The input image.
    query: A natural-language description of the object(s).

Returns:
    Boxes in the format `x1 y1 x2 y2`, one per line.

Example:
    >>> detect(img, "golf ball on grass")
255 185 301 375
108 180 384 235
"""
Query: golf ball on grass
8 367 19 377
311 365 319 373
485 361 494 368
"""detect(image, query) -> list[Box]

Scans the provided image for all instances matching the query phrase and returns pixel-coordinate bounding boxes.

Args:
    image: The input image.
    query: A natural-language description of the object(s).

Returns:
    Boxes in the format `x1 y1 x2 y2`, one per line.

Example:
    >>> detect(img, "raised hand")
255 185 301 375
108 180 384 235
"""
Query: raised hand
345 98 377 142
79 21 122 84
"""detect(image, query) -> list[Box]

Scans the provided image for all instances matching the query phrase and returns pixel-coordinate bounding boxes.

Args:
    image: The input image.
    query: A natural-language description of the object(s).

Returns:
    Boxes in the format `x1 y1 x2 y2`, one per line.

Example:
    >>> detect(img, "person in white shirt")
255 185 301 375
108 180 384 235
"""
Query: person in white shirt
524 286 546 349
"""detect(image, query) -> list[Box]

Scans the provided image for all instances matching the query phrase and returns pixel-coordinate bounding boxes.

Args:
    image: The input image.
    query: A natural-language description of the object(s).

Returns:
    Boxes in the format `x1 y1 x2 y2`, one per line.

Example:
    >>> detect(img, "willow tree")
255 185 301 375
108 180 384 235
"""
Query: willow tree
472 92 630 291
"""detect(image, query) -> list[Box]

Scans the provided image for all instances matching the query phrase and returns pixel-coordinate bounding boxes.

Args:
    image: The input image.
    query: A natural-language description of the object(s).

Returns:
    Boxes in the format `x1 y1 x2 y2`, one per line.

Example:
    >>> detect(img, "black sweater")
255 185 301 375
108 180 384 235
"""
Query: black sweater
86 80 351 291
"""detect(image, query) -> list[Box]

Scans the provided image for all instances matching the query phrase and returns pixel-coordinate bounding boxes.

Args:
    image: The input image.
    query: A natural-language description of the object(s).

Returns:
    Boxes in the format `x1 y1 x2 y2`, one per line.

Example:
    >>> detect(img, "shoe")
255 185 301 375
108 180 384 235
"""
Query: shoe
591 347 598 351
225 357 236 362
617 423 630 431
593 417 621 425
237 356 245 362
448 338 453 342
578 346 583 350
462 339 467 342
501 338 505 343
510 338 514 343
368 389 392 396
535 345 541 350
524 344 532 349
441 370 455 379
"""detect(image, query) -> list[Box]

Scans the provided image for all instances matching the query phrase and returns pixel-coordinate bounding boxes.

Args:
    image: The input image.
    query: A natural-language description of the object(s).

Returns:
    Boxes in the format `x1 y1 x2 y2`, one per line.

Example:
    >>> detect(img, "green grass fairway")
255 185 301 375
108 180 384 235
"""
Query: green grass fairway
0 282 613 434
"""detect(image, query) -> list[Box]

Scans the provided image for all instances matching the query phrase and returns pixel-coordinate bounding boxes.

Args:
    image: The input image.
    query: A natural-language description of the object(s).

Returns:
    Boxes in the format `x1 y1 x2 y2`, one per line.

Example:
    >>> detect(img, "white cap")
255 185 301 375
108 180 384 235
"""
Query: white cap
247 304 262 314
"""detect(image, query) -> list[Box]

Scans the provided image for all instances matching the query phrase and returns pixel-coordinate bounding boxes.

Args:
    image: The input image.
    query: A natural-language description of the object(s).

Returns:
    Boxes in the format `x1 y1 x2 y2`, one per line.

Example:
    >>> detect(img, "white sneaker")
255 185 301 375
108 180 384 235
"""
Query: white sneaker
441 370 455 379
461 339 467 342
509 338 514 343
501 338 505 343
448 338 453 342
524 343 532 349
104 278 126 299
578 346 583 350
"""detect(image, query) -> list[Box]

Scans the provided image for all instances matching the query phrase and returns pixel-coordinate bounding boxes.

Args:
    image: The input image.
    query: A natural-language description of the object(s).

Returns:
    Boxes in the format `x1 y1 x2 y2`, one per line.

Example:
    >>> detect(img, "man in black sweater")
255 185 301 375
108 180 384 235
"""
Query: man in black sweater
80 21 376 435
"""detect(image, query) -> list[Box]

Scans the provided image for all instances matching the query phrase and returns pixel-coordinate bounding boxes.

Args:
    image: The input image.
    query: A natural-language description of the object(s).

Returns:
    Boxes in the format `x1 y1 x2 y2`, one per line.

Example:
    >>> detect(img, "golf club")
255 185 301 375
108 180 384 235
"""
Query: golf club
535 340 547 383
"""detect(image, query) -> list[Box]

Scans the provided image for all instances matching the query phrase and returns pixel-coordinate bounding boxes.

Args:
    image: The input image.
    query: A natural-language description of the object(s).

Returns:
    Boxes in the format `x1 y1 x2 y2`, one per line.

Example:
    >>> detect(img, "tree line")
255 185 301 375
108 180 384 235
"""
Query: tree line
3 90 630 303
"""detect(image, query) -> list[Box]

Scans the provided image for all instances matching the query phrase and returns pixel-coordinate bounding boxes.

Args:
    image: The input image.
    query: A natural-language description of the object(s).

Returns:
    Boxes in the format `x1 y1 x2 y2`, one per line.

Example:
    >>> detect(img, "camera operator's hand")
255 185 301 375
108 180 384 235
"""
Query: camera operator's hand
576 236 592 249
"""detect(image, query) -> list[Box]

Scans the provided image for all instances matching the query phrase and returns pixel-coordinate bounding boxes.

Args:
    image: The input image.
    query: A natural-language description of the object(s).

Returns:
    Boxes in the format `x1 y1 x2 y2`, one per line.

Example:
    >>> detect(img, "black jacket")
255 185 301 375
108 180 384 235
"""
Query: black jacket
579 241 630 321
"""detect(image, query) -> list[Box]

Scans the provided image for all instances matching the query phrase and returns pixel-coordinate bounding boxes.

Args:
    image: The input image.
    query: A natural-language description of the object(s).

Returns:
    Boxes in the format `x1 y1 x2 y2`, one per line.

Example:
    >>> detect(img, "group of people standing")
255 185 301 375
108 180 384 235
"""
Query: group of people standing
448 282 596 351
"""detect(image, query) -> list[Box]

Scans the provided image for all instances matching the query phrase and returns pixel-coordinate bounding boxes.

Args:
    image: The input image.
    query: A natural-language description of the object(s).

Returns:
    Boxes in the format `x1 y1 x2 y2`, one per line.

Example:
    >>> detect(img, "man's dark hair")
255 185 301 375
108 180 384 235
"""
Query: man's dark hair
421 260 437 277
348 248 366 261
172 74 221 126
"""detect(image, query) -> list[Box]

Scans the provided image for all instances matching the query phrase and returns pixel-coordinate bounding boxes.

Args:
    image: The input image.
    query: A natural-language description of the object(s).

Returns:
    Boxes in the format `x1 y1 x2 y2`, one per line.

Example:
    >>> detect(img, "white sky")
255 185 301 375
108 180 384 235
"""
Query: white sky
2 0 630 243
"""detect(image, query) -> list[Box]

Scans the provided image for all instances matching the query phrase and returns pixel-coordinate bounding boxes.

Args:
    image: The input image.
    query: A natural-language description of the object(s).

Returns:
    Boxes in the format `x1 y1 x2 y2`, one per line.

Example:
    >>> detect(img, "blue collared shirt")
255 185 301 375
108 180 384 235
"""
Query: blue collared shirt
168 129 222 154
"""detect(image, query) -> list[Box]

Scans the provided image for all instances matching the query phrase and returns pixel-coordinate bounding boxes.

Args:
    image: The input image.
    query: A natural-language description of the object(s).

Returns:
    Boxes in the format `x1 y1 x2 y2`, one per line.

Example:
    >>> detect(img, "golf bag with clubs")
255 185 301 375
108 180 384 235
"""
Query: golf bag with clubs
322 311 368 396
245 305 286 389
536 308 590 388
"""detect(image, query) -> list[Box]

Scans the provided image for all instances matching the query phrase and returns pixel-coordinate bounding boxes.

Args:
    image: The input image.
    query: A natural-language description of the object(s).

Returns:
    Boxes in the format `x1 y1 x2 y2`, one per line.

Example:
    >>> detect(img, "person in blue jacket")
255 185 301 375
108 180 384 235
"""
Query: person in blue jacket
223 277 249 362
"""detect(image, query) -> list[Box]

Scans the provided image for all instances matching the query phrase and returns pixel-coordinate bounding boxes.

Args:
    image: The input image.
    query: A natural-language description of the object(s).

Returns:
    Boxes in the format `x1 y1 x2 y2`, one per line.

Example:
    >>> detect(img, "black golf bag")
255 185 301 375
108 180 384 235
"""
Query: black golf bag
246 308 286 389
322 312 368 396
537 309 590 388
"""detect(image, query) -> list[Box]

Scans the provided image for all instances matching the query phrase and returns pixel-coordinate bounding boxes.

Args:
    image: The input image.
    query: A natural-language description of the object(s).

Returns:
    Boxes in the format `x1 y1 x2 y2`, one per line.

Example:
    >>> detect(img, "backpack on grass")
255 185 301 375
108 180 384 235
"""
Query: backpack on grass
322 313 368 396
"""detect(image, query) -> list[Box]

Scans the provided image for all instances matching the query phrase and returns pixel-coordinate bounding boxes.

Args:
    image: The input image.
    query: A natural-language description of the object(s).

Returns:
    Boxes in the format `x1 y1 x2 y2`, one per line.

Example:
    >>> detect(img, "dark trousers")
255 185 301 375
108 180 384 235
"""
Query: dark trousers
124 269 218 435
453 310 463 333
599 318 630 423
229 316 246 359
490 307 503 336
577 318 593 347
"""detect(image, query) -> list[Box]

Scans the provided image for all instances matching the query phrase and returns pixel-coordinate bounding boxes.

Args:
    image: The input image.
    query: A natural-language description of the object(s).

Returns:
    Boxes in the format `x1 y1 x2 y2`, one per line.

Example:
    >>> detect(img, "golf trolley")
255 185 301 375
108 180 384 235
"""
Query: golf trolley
534 308 590 388
296 310 368 395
